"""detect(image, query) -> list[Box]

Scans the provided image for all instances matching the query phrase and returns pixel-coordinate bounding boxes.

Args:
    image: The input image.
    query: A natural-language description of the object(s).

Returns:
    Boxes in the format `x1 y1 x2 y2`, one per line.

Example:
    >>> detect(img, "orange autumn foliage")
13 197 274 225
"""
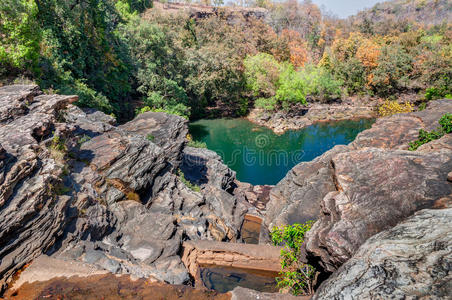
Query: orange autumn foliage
281 29 308 68
356 39 381 69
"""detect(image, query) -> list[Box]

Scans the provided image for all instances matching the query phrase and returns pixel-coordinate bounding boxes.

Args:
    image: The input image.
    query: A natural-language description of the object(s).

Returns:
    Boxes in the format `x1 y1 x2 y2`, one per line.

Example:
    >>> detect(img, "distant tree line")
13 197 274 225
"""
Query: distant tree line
1 0 450 120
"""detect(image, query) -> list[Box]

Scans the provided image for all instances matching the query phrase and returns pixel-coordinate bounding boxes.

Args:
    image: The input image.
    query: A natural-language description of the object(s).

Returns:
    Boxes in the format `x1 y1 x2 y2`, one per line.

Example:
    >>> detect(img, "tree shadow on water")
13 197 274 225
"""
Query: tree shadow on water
189 123 209 141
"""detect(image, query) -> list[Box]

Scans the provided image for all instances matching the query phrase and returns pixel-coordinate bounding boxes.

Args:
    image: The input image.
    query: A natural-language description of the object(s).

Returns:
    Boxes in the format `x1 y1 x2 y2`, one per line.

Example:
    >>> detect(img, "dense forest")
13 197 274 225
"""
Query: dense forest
1 0 451 120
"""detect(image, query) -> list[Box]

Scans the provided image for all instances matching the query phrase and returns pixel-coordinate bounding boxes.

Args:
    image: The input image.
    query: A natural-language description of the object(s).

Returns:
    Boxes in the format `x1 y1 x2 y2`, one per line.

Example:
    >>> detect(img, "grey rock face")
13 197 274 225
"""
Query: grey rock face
313 208 452 300
51 93 247 284
0 85 250 291
119 111 188 168
181 146 236 192
0 85 76 291
264 145 348 228
305 147 452 274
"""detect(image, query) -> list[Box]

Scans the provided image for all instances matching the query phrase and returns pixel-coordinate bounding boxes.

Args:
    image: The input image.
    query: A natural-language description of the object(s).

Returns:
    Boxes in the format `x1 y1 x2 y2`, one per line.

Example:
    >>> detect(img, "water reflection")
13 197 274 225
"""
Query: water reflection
201 266 278 293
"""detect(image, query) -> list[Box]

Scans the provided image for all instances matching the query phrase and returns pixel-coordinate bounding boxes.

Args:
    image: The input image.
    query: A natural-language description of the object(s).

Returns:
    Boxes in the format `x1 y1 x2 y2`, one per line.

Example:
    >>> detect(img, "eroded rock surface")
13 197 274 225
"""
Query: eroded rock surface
0 85 250 292
313 208 452 299
181 240 281 288
305 148 452 273
52 107 249 284
0 85 77 291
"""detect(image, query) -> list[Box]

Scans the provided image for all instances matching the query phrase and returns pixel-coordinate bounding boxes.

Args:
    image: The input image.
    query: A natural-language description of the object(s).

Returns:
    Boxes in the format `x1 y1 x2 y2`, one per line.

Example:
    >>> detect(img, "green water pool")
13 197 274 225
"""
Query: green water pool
189 118 374 185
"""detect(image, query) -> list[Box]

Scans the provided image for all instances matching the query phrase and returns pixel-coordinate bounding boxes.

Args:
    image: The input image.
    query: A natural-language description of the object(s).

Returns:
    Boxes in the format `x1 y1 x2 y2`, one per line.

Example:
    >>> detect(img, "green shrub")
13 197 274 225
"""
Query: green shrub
409 113 452 150
187 140 207 148
177 169 201 192
271 221 316 296
244 53 282 98
275 64 308 109
255 97 278 111
0 0 40 76
425 87 450 101
299 65 343 103
136 105 189 119
146 134 155 141
439 113 452 134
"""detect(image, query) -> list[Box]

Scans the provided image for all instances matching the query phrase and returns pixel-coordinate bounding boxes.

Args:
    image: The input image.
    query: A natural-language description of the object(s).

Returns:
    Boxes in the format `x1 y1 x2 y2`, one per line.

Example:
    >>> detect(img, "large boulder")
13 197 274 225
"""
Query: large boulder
313 208 452 299
305 147 452 273
264 145 348 228
119 111 188 168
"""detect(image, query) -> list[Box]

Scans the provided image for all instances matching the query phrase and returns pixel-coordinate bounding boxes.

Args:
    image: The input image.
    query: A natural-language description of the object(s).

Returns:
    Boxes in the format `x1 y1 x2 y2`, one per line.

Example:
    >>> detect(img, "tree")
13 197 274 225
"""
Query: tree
244 53 282 98
0 0 40 77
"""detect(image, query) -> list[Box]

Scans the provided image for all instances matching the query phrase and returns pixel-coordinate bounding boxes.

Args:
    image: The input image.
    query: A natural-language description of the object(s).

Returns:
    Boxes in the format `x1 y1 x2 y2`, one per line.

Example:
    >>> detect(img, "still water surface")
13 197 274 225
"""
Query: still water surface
189 118 374 185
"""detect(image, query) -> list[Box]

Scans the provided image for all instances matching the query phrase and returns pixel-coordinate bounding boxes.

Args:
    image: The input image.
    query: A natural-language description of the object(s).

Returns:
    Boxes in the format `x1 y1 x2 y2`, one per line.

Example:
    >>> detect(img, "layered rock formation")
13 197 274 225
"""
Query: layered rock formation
0 85 250 292
314 208 452 299
264 99 452 290
0 85 77 291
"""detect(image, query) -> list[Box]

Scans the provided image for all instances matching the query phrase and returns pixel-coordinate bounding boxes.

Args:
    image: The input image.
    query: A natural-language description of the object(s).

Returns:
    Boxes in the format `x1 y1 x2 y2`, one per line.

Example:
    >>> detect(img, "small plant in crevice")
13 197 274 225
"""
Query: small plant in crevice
177 169 201 192
186 134 207 148
49 133 67 162
408 113 452 151
187 140 207 149
418 101 427 111
126 191 141 202
52 182 71 195
146 134 155 141
270 221 316 296
77 134 91 145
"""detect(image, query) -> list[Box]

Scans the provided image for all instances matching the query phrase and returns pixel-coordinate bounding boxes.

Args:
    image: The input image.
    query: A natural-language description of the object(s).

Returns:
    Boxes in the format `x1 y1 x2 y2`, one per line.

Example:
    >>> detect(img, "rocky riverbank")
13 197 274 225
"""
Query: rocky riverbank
247 99 377 134
264 98 452 297
1 84 451 299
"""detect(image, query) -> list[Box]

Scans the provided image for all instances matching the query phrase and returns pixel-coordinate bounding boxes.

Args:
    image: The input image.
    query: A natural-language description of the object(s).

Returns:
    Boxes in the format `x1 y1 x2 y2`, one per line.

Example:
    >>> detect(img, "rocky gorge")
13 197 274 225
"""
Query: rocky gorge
0 84 451 299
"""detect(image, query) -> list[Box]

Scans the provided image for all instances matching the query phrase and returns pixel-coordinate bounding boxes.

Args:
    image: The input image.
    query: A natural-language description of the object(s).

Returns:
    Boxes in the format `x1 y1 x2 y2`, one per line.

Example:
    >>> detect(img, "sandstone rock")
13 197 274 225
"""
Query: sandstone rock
65 105 116 136
352 99 452 150
181 240 281 288
6 257 229 300
0 84 41 123
79 129 169 204
233 181 273 212
417 133 452 153
231 287 308 300
0 85 252 292
247 100 376 134
313 208 452 300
